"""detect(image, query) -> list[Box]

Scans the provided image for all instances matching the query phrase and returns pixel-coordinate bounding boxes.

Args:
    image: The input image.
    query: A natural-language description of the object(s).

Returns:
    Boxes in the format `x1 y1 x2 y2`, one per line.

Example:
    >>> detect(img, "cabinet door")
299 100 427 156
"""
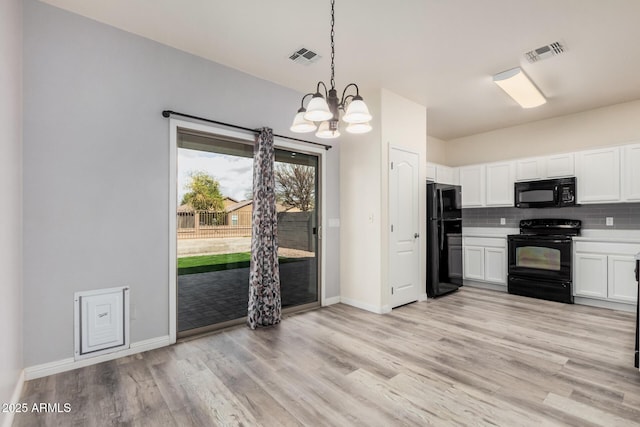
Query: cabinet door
486 162 515 207
546 153 574 178
574 253 608 298
516 157 545 181
426 163 436 182
623 143 640 201
459 165 485 207
607 255 638 303
436 165 456 185
463 246 484 280
576 148 620 203
484 247 506 284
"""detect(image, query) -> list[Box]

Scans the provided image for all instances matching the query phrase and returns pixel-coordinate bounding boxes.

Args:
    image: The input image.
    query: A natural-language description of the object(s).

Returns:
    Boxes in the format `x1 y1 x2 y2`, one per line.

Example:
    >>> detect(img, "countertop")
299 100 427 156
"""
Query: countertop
463 227 640 243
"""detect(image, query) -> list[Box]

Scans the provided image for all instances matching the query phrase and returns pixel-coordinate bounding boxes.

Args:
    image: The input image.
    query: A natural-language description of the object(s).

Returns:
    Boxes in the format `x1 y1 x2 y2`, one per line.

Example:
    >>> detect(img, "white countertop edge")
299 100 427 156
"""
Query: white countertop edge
575 229 640 242
463 227 640 242
462 227 518 238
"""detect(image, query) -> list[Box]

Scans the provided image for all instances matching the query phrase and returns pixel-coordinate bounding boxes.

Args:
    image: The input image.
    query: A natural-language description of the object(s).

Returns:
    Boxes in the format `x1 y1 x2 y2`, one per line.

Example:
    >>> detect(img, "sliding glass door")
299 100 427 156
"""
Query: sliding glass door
175 128 319 336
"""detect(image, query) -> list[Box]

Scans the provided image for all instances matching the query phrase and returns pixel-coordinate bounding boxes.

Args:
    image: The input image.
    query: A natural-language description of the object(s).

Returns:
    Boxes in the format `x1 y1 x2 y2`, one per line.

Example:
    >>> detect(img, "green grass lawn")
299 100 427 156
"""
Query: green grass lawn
177 252 301 275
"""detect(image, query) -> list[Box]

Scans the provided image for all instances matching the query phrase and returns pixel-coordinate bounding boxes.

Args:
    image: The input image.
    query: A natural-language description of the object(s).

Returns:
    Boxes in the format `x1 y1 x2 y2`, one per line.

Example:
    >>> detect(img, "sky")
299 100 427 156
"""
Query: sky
177 148 253 206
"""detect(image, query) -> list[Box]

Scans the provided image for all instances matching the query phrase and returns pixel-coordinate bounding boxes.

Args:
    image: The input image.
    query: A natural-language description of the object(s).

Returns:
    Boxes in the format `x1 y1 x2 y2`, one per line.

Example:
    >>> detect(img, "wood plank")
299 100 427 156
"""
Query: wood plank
14 287 640 426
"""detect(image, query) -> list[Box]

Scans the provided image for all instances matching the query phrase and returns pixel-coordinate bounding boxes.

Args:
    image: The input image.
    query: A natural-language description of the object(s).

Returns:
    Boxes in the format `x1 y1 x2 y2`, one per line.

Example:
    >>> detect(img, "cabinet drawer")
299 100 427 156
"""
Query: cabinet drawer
463 237 506 248
574 241 640 255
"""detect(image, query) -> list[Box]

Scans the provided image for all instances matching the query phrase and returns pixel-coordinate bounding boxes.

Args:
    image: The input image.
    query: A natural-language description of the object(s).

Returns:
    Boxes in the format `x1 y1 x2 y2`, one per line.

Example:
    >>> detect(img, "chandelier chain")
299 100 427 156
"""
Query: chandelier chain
330 0 335 90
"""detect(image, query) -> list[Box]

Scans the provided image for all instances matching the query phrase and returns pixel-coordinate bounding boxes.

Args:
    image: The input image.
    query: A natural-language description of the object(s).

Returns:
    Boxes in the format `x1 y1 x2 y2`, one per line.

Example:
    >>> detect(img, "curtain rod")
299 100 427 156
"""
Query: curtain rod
162 110 332 150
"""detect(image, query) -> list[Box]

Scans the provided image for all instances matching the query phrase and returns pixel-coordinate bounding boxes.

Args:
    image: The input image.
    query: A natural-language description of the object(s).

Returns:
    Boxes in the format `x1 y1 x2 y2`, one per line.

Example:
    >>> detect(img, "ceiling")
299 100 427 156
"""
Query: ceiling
39 0 640 140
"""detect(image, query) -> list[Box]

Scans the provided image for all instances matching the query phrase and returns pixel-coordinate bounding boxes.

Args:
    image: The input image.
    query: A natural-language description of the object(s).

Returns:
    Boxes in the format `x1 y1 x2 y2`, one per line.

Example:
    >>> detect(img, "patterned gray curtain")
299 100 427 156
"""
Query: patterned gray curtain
247 127 282 329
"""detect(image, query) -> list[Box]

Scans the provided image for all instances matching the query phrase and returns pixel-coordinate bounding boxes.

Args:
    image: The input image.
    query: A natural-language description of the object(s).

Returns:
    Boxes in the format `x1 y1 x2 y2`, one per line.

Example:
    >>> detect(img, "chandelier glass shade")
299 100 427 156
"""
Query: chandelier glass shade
290 0 372 139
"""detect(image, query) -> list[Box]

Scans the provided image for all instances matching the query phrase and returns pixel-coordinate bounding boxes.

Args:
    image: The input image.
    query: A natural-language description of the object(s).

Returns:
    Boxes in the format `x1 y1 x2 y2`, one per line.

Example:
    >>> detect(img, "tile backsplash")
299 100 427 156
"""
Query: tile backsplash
462 203 640 230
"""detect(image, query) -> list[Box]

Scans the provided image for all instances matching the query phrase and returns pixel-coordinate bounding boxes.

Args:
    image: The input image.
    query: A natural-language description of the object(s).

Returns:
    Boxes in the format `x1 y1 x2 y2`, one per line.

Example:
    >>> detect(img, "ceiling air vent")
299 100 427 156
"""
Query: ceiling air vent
289 48 320 65
525 41 565 63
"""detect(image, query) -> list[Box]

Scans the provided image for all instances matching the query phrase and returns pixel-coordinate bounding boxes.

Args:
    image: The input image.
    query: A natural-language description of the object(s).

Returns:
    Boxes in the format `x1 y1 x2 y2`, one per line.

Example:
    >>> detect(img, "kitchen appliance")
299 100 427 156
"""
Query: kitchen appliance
635 252 640 368
507 218 581 303
427 182 463 297
514 177 576 208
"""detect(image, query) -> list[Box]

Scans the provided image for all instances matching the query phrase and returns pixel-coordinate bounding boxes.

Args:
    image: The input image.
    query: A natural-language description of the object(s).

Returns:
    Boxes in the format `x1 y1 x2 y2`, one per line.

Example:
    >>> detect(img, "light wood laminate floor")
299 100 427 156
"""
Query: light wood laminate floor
15 287 640 426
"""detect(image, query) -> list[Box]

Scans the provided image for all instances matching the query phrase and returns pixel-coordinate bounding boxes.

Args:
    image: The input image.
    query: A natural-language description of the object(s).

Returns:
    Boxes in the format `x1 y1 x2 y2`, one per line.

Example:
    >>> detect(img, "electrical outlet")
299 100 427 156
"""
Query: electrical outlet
500 218 506 225
606 217 614 226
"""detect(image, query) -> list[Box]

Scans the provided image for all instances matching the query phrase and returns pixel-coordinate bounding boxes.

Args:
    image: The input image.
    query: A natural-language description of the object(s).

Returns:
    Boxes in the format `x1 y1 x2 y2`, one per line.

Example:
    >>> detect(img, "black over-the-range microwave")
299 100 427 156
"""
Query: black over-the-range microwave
514 177 576 208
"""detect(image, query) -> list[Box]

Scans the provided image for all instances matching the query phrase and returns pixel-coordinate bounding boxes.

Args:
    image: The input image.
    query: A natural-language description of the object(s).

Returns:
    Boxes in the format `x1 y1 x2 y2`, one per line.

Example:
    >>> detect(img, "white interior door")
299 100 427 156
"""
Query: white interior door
389 147 420 308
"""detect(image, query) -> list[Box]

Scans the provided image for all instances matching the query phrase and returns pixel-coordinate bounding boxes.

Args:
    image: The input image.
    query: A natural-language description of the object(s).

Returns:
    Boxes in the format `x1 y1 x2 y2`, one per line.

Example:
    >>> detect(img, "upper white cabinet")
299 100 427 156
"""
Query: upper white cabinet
546 153 575 178
459 162 513 207
515 153 574 182
459 165 485 207
427 162 459 185
576 147 620 203
485 162 515 206
622 143 640 201
426 163 436 181
515 157 545 181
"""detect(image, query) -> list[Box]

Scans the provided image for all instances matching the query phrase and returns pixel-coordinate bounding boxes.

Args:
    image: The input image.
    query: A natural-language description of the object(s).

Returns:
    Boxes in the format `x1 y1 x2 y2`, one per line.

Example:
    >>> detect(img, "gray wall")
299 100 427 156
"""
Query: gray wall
0 0 23 417
463 203 640 229
23 0 340 366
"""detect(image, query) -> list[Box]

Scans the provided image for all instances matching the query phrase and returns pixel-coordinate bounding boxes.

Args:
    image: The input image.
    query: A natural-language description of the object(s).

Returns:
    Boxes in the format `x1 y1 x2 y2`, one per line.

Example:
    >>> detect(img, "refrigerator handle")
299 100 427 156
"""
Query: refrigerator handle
440 221 444 251
439 189 444 220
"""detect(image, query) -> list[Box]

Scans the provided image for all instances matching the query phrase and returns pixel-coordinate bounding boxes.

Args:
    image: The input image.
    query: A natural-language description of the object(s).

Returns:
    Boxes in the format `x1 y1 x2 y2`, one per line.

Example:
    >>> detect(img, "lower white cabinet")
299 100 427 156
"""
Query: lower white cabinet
463 237 506 284
574 240 640 304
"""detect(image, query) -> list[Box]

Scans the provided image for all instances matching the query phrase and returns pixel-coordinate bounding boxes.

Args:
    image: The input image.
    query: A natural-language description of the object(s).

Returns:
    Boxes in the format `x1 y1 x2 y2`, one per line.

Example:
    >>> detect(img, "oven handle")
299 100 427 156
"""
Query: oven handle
508 237 570 245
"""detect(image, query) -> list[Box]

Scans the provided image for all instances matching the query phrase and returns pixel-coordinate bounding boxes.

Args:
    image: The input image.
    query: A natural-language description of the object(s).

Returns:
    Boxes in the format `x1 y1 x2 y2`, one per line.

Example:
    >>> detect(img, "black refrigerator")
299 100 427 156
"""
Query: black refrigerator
427 182 463 297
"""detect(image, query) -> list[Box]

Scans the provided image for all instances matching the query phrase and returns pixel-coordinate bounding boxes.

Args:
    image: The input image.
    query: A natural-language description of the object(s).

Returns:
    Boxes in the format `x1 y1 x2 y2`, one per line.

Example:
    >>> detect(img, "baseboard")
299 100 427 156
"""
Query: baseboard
322 296 341 306
340 297 385 314
418 293 428 302
381 304 392 314
1 369 25 427
24 335 171 380
574 297 635 313
463 281 507 292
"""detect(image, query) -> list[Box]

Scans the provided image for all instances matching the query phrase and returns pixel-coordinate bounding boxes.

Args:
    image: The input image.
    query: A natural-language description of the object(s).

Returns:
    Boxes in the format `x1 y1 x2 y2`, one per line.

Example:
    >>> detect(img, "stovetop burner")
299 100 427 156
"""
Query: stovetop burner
517 218 581 236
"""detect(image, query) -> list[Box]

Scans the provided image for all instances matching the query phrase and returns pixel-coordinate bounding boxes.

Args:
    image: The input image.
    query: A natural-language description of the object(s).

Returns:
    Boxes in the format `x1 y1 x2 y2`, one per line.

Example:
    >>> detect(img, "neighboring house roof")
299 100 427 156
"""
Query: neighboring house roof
177 204 194 213
225 199 253 213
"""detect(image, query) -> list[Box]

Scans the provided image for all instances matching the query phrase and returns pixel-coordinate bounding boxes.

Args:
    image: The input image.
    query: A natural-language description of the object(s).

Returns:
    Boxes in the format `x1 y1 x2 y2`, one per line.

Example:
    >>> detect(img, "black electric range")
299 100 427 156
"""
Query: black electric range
507 219 581 304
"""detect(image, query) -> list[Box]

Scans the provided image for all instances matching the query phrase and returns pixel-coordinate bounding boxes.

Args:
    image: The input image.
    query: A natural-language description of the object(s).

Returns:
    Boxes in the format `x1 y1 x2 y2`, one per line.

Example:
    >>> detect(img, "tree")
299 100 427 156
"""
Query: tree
181 171 224 211
274 164 315 211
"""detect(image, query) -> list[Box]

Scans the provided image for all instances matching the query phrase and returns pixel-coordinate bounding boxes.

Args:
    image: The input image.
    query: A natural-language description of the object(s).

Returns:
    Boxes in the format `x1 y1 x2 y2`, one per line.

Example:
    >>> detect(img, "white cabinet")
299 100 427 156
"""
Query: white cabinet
427 162 459 185
463 246 485 281
622 143 640 201
608 255 638 303
574 240 640 305
463 236 506 285
576 147 621 203
459 162 513 207
459 165 485 207
546 153 574 178
436 165 458 185
485 247 507 284
426 163 436 181
516 157 545 181
574 253 608 298
485 162 515 206
515 154 573 182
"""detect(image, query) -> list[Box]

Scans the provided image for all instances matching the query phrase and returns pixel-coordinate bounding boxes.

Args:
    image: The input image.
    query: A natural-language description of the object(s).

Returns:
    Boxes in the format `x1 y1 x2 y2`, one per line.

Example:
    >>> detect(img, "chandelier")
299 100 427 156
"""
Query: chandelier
289 0 372 139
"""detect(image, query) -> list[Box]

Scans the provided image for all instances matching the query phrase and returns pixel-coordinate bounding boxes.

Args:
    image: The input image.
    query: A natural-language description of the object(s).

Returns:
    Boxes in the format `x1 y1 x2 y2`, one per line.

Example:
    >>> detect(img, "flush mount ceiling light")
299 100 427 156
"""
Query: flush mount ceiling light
289 0 372 139
493 67 546 109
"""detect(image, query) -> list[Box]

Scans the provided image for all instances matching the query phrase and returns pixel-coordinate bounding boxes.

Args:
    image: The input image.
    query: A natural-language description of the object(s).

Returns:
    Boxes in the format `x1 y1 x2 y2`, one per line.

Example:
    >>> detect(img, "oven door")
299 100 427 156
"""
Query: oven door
508 235 572 282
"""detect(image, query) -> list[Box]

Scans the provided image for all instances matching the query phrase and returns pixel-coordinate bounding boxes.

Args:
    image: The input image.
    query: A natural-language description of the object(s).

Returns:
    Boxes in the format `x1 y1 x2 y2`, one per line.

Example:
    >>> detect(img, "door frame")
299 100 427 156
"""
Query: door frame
168 118 327 343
